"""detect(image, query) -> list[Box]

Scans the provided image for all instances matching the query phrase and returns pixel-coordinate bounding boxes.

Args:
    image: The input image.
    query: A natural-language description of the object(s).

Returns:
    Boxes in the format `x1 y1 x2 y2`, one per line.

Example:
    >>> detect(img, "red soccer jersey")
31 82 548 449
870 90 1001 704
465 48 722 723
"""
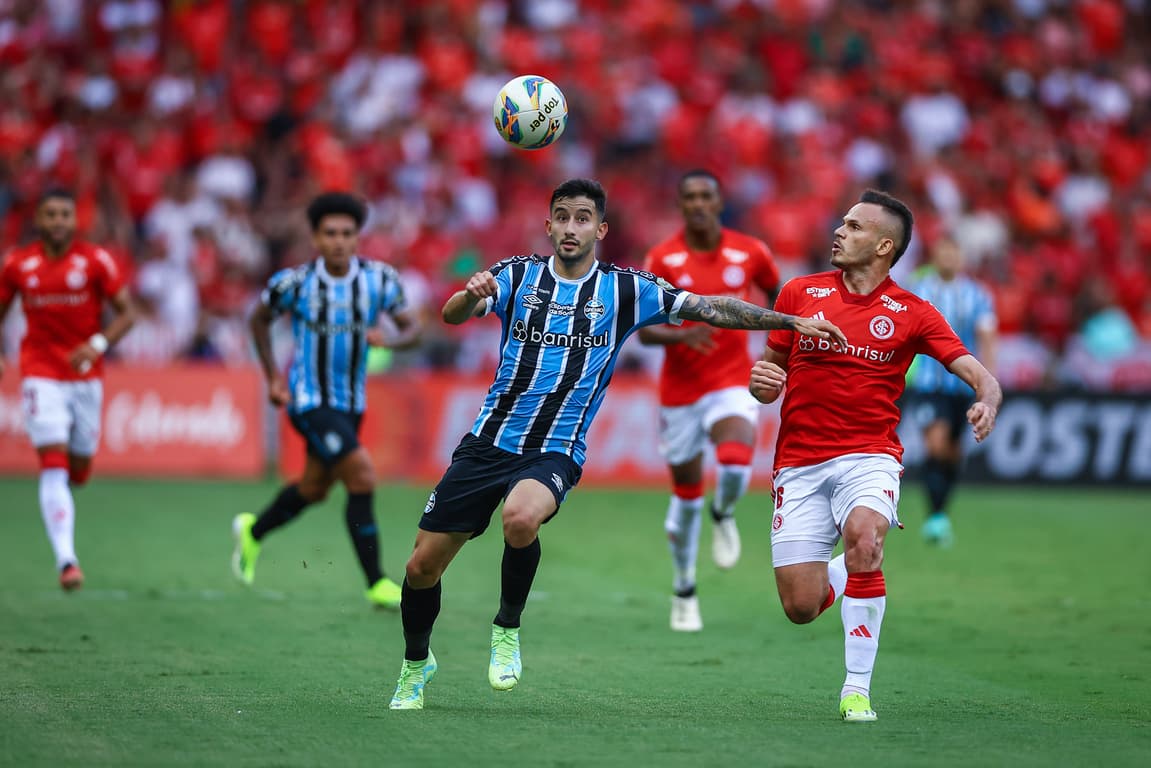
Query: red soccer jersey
643 228 780 406
0 242 125 381
766 271 969 470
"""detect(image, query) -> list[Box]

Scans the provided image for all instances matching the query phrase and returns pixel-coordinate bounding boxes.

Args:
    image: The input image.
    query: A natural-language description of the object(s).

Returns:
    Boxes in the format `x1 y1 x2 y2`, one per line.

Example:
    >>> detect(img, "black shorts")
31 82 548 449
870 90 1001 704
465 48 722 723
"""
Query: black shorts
904 391 971 440
288 407 364 466
420 433 583 539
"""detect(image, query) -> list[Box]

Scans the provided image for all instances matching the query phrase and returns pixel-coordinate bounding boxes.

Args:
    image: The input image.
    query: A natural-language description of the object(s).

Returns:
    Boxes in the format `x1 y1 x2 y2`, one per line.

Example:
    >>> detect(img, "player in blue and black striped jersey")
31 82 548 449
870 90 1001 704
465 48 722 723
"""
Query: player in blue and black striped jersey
903 235 997 547
389 178 847 710
232 192 421 609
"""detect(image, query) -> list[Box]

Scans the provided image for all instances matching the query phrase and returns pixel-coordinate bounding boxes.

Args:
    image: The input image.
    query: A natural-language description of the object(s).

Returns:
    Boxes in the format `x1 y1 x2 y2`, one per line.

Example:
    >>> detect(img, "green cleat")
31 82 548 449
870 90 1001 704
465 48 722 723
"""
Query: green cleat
840 692 878 723
389 650 437 710
366 577 402 610
922 512 954 548
231 513 260 586
488 625 522 691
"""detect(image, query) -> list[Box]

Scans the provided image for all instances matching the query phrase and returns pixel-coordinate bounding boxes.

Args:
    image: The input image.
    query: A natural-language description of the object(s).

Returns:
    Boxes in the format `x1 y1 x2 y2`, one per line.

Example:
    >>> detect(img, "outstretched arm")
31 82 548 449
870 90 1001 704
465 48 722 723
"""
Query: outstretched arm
948 353 1002 442
442 271 496 325
678 294 847 345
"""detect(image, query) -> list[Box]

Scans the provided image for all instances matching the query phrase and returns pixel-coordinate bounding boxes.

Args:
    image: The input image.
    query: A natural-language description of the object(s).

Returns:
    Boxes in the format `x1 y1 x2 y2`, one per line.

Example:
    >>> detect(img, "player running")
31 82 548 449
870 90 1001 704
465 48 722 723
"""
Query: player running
0 188 136 591
639 169 780 632
749 190 1001 723
233 192 421 608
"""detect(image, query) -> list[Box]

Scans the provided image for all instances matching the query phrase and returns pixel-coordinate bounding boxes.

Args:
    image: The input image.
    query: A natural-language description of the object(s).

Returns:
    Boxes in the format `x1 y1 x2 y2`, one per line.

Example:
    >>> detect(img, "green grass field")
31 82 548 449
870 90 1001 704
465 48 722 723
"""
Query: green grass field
1 478 1148 767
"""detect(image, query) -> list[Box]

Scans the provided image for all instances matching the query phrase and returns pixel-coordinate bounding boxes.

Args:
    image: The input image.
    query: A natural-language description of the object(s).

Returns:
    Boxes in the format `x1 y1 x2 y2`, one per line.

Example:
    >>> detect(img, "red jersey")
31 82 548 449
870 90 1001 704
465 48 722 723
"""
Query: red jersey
767 271 969 470
643 228 780 406
0 241 125 381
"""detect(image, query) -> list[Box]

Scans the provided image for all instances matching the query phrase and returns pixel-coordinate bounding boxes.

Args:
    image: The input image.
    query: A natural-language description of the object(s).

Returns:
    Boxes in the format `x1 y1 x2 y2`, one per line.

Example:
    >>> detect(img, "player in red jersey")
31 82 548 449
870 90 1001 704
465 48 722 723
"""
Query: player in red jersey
0 189 136 591
640 170 780 632
749 190 1001 722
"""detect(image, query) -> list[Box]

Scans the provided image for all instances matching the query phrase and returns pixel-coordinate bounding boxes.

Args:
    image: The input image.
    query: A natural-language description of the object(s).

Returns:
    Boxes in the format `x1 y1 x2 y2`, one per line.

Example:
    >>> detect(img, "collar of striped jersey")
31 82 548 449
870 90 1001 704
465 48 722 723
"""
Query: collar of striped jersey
316 256 361 284
547 254 599 284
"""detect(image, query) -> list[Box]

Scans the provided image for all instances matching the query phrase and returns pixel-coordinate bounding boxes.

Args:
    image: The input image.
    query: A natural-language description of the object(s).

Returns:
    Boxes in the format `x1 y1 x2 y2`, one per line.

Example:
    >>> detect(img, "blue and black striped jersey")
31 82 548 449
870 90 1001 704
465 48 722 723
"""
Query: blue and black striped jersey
472 253 689 465
262 257 407 414
906 270 995 395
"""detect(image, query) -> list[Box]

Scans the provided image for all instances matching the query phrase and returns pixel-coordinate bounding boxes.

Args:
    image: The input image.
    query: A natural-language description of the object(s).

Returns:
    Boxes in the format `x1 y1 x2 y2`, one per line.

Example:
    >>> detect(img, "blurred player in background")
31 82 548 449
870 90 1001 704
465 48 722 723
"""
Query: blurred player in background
0 188 136 591
750 190 1001 723
234 192 421 609
639 170 780 632
903 235 997 547
389 178 844 710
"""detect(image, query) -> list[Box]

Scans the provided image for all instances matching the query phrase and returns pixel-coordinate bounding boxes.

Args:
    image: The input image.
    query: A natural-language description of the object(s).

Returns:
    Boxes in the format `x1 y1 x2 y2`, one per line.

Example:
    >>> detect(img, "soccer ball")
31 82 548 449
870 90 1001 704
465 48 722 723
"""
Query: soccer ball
492 75 568 150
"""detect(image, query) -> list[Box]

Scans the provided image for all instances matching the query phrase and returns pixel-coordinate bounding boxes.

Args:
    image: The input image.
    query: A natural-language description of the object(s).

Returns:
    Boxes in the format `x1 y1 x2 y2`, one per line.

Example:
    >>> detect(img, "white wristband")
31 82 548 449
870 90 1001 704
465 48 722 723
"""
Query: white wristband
88 333 109 355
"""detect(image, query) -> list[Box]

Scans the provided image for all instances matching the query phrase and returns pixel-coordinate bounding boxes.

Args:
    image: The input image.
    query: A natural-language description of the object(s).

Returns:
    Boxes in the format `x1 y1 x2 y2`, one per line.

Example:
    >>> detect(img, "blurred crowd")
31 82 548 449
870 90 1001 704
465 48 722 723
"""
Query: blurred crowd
1 0 1150 389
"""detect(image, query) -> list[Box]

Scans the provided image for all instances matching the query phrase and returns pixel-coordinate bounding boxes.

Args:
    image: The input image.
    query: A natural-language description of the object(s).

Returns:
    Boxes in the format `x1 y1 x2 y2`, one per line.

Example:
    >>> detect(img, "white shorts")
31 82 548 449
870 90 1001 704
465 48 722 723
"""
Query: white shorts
658 386 760 466
770 453 903 568
21 377 103 456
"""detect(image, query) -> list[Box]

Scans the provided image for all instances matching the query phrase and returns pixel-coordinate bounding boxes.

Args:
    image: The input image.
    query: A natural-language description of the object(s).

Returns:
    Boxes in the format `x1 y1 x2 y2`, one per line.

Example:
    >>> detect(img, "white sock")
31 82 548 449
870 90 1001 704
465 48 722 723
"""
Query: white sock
39 468 77 570
828 554 847 601
714 463 752 517
841 571 886 699
664 495 703 594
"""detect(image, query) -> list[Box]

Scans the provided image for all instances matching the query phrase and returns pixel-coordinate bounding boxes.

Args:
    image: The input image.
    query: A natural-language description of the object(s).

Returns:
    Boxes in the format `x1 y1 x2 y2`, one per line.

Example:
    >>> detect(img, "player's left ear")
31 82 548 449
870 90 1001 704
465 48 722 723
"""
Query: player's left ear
596 220 609 241
876 237 894 260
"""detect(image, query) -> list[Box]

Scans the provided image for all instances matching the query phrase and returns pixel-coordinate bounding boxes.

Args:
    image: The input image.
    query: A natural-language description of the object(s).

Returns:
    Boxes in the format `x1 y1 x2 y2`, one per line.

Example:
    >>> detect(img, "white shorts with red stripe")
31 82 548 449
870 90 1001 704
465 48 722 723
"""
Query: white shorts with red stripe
769 452 903 568
658 386 760 466
21 377 103 456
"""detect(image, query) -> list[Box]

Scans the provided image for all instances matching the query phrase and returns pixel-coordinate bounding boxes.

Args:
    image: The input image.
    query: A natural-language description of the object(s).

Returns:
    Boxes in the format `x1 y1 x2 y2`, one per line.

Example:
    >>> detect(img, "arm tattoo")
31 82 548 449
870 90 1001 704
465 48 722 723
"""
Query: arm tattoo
679 295 797 331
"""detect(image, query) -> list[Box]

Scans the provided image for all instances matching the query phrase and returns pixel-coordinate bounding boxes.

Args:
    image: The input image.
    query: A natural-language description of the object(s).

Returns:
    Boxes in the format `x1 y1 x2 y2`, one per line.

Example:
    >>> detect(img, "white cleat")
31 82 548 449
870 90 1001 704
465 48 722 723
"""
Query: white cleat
712 516 741 570
670 595 703 632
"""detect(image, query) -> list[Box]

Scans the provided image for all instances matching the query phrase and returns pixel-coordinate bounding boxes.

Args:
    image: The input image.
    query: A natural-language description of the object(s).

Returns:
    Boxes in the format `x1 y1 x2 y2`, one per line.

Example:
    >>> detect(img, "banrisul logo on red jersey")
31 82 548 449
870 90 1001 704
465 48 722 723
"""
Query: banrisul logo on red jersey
797 334 895 363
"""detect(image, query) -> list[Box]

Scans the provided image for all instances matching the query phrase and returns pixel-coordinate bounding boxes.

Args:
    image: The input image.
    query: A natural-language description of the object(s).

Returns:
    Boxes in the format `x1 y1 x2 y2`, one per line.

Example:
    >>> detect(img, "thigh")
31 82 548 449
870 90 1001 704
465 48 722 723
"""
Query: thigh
289 407 363 467
829 454 903 532
701 387 760 440
68 379 103 457
507 449 583 525
659 401 706 466
420 434 516 539
770 462 839 567
21 377 71 449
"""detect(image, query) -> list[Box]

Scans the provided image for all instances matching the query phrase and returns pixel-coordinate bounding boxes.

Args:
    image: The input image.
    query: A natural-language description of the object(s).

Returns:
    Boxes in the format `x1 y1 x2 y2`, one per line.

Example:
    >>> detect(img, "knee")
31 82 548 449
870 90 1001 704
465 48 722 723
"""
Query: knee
502 505 539 549
405 552 443 588
780 596 821 625
844 539 884 572
342 455 376 494
297 481 329 504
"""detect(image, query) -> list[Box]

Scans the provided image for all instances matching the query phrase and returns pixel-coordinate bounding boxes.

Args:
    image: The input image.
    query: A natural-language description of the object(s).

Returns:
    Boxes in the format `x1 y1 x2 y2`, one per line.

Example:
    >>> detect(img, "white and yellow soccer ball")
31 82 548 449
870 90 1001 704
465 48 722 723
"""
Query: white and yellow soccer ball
492 75 568 150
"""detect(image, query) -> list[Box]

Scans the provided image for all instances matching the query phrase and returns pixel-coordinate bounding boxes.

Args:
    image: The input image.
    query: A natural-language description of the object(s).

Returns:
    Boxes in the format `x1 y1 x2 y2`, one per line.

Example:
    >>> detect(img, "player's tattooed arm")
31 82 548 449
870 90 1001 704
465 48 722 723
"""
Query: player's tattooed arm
679 294 848 345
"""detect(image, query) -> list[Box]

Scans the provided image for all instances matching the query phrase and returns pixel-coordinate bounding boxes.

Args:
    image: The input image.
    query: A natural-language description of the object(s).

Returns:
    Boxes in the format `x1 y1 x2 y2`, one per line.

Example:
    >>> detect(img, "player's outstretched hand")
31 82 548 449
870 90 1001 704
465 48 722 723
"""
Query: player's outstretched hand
967 402 996 442
267 374 290 408
465 271 498 301
791 317 848 347
0 357 5 381
749 360 787 404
